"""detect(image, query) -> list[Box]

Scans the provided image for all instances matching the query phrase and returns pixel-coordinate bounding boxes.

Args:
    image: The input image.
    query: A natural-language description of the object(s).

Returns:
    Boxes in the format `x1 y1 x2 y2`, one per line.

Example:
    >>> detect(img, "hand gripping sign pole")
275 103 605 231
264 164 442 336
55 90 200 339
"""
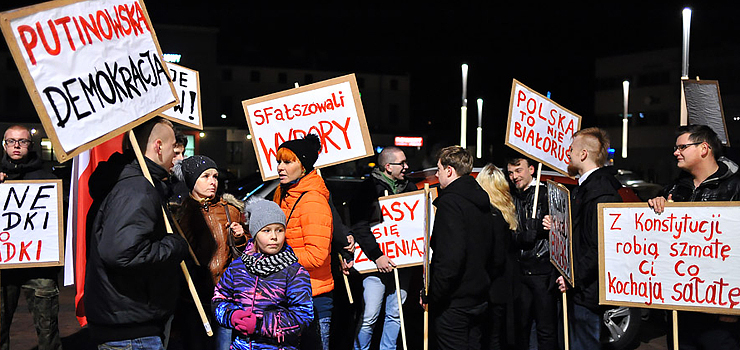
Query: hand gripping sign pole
128 130 212 337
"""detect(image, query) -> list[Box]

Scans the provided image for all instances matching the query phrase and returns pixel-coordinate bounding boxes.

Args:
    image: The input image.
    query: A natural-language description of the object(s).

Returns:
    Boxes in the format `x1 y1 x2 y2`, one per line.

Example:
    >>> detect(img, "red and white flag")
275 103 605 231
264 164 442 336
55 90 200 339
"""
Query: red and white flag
64 135 123 327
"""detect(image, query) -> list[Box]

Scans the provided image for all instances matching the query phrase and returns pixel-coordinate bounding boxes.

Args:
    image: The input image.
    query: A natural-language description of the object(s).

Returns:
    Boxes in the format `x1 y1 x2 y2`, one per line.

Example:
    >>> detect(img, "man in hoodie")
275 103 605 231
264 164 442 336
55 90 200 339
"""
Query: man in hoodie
648 124 740 349
546 127 622 350
85 118 189 349
424 146 495 350
0 125 62 350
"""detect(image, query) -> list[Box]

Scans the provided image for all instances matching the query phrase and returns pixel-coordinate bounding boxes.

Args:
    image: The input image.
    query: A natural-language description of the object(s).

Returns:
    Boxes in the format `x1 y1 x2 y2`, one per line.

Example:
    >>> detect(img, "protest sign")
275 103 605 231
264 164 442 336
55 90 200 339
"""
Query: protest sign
160 62 202 130
681 79 729 145
242 74 373 181
548 180 574 287
354 189 434 273
505 79 581 176
599 202 740 315
0 180 64 269
0 0 178 162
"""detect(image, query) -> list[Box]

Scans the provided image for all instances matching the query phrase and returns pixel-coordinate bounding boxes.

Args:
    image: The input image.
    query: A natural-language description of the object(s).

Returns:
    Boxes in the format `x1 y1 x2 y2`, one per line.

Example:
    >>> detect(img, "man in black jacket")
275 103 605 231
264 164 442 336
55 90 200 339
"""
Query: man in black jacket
85 118 189 347
546 127 622 350
425 146 494 350
648 124 740 350
354 146 417 350
0 125 62 350
506 157 557 350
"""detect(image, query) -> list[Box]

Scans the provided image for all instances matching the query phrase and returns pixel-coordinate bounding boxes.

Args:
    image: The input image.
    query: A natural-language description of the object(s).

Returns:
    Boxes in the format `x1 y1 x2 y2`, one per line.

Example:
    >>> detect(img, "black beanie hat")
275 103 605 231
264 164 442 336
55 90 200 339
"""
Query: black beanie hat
179 155 218 191
278 134 322 173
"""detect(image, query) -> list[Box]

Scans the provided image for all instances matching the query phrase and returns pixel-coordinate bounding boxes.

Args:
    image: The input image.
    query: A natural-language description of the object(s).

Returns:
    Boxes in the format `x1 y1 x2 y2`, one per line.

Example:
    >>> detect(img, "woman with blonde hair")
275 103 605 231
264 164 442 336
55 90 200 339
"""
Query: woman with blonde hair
476 163 519 350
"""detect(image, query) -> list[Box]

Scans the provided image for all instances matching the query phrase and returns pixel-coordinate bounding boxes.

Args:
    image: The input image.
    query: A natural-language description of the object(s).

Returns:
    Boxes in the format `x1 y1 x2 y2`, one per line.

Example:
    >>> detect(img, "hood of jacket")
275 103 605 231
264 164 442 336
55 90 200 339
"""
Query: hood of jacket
437 175 491 211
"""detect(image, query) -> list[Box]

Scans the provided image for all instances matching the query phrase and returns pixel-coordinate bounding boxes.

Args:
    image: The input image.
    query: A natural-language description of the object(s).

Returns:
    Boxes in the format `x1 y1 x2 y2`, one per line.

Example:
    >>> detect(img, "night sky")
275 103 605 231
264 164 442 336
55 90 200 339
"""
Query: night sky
2 2 737 151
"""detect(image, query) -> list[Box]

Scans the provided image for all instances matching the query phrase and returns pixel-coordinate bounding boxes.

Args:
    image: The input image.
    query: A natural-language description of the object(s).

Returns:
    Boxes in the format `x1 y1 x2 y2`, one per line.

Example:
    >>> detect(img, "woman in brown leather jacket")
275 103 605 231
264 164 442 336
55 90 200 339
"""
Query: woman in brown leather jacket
170 155 247 350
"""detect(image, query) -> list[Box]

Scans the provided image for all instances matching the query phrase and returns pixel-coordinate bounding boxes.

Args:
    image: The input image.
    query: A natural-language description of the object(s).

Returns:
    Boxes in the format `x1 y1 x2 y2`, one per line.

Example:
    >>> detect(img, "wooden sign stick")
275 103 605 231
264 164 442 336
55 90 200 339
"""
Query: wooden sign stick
531 163 543 219
563 292 569 350
423 183 431 350
395 268 408 350
672 311 678 349
128 130 213 337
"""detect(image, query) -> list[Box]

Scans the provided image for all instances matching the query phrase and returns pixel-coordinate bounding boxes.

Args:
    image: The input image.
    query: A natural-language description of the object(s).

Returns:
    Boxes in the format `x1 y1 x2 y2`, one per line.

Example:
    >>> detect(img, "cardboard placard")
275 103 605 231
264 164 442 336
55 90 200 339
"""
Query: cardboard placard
599 202 740 315
548 180 574 287
354 189 435 273
0 180 64 269
0 0 178 162
505 79 581 176
682 79 730 146
242 74 373 181
160 62 202 130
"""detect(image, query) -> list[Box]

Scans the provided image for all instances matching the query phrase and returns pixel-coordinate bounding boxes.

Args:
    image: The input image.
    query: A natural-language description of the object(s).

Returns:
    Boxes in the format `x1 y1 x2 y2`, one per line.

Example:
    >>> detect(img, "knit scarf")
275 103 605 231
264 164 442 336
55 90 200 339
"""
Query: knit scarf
240 248 298 277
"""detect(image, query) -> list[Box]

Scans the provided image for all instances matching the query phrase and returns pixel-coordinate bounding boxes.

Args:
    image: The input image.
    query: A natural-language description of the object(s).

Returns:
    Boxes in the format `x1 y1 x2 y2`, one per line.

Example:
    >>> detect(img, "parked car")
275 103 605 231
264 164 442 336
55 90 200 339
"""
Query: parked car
406 165 643 350
614 169 663 202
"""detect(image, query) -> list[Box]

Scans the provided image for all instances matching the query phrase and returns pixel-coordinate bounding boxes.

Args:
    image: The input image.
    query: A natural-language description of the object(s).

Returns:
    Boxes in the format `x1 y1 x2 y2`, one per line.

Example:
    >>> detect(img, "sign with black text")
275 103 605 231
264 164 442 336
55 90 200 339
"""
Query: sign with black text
548 180 574 287
0 180 64 269
160 62 202 130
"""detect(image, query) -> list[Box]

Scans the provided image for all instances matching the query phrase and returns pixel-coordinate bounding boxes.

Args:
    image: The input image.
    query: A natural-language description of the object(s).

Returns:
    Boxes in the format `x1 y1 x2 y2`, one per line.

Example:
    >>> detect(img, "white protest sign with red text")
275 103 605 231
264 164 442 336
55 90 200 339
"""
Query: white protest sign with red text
0 0 178 162
354 190 433 273
505 79 581 176
548 180 574 287
599 202 740 315
0 180 64 269
243 74 373 181
160 62 202 130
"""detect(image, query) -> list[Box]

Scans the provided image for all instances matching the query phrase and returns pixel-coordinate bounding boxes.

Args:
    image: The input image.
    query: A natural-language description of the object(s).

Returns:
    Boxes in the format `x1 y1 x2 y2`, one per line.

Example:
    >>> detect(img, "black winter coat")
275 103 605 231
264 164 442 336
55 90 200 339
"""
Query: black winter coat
661 160 740 202
84 153 188 343
512 182 553 275
571 167 622 312
428 176 498 309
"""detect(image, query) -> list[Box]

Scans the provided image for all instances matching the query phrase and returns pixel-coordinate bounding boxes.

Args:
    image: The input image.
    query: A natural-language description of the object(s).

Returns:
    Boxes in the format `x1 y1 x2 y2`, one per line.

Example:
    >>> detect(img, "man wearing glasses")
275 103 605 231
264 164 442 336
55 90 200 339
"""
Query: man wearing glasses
353 146 417 350
0 125 62 350
648 124 740 349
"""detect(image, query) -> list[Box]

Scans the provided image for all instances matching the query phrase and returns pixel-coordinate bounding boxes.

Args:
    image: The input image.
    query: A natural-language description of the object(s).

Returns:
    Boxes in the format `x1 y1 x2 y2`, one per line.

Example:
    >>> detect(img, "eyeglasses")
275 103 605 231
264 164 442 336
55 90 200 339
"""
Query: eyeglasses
673 142 703 152
3 139 31 148
388 161 408 166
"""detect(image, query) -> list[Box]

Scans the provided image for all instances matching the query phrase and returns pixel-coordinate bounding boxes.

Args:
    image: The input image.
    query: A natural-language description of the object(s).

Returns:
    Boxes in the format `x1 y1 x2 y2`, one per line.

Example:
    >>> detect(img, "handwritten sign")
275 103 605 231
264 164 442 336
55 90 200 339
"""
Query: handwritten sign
354 190 432 273
0 0 178 162
548 180 574 287
160 62 202 130
599 202 740 315
242 74 373 181
0 180 64 269
505 79 581 176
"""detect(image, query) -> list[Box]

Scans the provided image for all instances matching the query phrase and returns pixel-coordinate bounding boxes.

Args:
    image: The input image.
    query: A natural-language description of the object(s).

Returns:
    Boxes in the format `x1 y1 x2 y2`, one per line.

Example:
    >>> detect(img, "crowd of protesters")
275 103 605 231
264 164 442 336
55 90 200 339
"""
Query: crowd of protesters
1 120 739 350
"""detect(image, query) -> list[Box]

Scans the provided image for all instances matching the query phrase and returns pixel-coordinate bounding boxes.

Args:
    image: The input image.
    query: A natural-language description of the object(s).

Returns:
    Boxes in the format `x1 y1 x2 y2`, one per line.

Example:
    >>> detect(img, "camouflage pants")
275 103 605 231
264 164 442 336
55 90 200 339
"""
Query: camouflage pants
0 277 62 350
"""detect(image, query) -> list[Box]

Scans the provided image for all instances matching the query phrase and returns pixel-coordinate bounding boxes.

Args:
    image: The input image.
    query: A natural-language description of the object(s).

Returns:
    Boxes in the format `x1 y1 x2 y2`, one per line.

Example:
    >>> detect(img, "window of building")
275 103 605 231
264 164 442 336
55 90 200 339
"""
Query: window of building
184 135 195 158
222 69 232 81
250 70 261 82
40 138 54 161
227 141 243 164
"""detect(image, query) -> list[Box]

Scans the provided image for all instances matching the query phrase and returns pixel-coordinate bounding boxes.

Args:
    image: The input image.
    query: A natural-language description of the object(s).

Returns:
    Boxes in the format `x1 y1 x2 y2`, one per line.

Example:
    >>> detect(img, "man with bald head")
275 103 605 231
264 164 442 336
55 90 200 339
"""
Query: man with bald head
0 124 62 350
85 118 188 349
545 127 622 350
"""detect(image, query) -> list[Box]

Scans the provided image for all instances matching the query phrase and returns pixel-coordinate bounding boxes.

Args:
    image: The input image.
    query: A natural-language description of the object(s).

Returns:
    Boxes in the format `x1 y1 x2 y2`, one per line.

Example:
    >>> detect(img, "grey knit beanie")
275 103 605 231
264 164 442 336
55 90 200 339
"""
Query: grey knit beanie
245 198 287 237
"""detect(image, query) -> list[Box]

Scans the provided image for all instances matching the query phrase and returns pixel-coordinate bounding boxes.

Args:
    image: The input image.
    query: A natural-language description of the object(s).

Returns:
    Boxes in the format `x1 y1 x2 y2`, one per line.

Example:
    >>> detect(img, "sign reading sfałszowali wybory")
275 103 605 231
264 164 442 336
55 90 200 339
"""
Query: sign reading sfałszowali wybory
505 79 582 176
599 202 740 315
548 180 574 287
353 189 436 273
0 180 65 269
242 74 374 181
0 0 178 162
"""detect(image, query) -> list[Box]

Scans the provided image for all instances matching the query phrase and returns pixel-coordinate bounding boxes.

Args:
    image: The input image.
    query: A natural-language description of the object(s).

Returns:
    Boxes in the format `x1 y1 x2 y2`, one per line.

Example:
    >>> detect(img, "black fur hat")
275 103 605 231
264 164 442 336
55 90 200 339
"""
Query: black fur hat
278 134 321 173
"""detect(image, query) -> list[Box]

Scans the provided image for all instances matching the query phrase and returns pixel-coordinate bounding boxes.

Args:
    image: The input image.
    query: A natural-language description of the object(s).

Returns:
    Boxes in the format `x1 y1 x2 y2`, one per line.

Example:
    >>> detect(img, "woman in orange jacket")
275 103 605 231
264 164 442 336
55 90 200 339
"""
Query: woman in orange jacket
273 134 333 350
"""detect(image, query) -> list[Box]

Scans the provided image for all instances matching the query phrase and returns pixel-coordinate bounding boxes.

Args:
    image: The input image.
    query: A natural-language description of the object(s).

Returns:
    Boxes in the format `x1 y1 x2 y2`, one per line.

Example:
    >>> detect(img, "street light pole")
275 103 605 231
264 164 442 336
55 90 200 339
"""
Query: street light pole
476 98 483 159
682 8 692 79
622 80 629 159
461 64 468 149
